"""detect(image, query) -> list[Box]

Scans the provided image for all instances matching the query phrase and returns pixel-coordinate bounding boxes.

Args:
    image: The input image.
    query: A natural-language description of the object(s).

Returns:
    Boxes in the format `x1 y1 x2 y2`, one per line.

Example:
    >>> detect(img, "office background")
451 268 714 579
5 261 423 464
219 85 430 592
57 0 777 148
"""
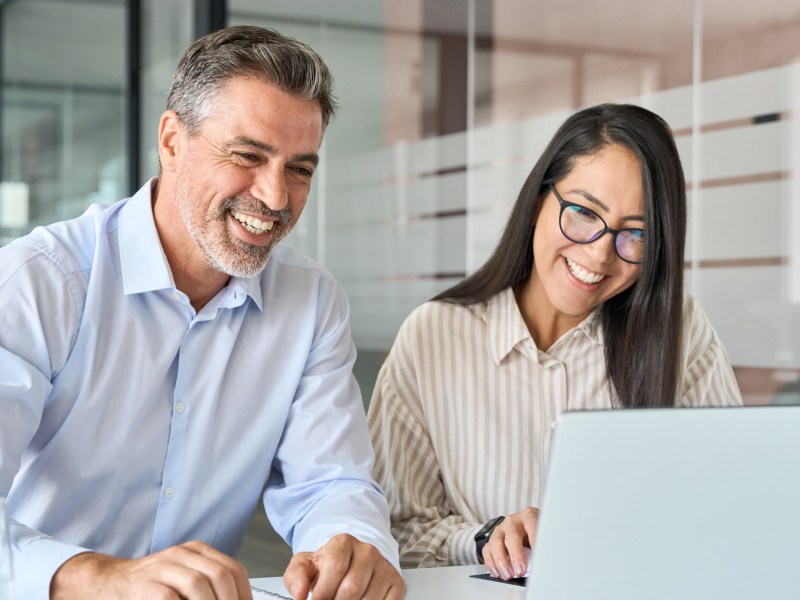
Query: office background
2 0 799 575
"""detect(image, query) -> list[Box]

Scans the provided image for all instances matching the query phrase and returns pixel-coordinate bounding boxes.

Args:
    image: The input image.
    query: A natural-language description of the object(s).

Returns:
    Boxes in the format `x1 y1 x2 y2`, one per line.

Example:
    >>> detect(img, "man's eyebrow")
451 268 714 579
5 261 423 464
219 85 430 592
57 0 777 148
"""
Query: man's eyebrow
566 188 644 222
224 136 319 166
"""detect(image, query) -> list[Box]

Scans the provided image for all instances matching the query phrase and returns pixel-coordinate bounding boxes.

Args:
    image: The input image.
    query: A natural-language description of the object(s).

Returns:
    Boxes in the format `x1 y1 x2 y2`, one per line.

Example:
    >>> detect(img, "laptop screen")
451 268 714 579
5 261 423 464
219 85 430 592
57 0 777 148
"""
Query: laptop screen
525 406 800 600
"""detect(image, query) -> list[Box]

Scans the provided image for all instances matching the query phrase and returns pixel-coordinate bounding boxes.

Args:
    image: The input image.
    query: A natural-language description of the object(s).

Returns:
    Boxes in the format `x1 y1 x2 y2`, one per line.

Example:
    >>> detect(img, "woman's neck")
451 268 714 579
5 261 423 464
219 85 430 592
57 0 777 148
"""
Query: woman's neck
515 276 585 351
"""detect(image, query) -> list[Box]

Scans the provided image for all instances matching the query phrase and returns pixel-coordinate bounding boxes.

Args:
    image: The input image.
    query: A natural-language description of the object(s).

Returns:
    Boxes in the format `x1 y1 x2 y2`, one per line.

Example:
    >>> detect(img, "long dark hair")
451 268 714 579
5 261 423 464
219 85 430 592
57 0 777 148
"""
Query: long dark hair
434 103 686 408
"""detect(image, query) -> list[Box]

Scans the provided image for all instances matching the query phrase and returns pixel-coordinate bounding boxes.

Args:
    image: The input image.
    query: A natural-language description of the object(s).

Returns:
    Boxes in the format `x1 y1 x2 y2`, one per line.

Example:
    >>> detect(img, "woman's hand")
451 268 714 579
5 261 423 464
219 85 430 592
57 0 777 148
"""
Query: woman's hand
481 507 540 580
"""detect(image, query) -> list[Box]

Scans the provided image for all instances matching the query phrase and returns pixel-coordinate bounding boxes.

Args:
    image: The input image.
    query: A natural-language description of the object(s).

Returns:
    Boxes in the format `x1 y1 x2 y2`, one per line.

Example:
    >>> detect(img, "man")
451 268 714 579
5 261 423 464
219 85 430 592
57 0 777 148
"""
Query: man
0 25 403 600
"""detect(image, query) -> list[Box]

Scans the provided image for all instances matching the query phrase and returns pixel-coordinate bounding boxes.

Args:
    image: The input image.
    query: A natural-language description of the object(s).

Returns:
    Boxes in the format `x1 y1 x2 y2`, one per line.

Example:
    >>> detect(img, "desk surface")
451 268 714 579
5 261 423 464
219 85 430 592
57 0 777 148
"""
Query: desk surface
251 564 526 600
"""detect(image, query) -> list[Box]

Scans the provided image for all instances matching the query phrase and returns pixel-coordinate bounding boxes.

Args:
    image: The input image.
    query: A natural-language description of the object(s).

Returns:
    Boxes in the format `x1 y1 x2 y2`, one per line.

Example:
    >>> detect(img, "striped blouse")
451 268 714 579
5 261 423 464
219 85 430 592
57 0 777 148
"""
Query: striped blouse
367 287 743 568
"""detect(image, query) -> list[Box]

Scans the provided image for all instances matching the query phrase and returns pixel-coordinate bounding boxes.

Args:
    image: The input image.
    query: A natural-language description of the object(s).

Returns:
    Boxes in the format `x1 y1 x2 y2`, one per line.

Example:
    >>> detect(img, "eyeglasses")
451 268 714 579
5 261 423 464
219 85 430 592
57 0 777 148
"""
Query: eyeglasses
550 184 645 264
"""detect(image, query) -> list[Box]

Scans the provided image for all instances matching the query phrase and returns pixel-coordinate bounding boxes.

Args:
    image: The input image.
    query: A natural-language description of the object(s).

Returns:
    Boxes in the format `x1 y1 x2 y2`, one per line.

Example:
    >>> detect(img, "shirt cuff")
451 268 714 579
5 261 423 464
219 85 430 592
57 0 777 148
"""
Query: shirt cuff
15 536 89 600
449 524 483 565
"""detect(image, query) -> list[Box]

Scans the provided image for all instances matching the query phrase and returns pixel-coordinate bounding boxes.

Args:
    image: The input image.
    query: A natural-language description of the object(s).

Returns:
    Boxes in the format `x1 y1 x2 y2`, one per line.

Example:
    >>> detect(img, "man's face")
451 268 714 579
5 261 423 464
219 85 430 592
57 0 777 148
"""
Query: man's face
172 76 323 278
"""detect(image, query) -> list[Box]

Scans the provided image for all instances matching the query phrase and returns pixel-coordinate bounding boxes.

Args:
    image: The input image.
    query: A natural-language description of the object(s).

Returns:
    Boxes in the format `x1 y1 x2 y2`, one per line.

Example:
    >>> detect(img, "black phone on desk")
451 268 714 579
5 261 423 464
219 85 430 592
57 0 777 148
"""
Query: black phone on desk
469 573 527 587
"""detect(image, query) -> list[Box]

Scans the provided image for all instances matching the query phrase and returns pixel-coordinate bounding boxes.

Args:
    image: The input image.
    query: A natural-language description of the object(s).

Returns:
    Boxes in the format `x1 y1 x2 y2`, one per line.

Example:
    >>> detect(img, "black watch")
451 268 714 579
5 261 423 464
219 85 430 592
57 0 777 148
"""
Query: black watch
474 515 505 562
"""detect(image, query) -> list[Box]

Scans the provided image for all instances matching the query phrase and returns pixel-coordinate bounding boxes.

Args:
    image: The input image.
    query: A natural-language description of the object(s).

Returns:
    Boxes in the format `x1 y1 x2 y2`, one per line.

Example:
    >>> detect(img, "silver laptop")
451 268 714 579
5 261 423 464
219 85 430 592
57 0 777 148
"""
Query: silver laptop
525 406 800 600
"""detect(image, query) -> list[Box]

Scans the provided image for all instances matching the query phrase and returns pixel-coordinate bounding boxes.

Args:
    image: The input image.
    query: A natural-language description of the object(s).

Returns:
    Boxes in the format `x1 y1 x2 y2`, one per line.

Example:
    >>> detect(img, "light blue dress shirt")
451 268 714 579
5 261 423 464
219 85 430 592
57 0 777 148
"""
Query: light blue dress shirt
0 180 398 599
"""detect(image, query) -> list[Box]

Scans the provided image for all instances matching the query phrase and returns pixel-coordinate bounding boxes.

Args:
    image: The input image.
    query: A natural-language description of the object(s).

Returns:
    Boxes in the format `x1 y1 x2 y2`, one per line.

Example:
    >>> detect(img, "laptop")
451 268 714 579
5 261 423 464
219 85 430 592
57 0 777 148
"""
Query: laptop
524 406 800 600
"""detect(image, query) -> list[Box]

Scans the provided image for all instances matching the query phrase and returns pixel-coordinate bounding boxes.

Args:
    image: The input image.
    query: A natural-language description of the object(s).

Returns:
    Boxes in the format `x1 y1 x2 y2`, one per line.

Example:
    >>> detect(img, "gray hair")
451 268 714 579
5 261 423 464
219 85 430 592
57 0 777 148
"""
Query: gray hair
167 25 337 134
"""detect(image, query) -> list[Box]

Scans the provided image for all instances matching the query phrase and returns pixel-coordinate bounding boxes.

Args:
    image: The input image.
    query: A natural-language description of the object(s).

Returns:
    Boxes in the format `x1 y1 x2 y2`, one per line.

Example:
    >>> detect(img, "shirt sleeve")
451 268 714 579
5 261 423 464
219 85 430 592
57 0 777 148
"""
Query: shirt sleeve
678 294 744 407
0 242 90 600
367 310 481 568
262 277 400 571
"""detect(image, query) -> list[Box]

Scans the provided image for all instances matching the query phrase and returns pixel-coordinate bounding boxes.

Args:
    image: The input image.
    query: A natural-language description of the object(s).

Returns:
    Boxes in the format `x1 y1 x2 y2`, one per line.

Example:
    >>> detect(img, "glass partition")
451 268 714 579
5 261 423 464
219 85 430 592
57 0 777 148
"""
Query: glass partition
0 0 127 245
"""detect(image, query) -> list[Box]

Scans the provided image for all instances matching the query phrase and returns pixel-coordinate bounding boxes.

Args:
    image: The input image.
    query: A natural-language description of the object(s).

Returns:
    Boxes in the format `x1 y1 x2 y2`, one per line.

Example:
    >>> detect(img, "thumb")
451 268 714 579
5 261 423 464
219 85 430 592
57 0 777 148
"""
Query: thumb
283 552 316 599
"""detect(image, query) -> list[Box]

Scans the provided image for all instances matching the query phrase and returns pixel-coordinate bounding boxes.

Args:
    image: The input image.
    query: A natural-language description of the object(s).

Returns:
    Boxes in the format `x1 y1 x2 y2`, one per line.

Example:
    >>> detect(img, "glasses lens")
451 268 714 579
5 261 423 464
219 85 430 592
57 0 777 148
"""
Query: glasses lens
561 204 604 242
616 229 645 263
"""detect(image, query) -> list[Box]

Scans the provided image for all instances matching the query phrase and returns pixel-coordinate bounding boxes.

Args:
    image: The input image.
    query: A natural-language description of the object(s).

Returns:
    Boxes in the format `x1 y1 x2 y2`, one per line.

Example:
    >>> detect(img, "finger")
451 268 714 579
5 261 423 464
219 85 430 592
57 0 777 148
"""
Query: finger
523 510 541 550
283 552 316 600
183 541 253 600
485 530 514 580
355 559 399 600
329 542 382 600
162 545 244 600
309 537 355 600
384 579 406 600
138 559 217 600
502 525 528 578
506 543 528 577
481 546 500 579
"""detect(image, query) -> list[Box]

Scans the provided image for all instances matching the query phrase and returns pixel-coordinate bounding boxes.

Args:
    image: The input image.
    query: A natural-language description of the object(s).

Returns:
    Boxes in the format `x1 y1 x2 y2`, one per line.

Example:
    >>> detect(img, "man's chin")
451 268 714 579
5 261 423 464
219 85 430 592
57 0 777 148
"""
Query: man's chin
209 247 272 278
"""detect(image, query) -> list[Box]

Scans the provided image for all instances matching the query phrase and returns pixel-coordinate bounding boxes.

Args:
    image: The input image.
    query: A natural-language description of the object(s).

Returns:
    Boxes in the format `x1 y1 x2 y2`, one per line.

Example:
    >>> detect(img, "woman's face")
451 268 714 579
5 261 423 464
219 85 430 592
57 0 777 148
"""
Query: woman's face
528 144 644 326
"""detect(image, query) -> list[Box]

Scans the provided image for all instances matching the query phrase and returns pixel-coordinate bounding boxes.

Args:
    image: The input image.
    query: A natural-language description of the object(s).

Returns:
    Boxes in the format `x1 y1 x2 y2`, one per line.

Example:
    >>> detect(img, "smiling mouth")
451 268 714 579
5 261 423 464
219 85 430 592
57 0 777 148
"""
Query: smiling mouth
231 210 274 234
565 257 606 284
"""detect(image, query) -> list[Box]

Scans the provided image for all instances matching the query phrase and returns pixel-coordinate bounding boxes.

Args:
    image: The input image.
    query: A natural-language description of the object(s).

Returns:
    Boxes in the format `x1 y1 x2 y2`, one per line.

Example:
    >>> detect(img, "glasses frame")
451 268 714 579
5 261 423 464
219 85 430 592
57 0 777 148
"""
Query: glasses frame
549 184 644 265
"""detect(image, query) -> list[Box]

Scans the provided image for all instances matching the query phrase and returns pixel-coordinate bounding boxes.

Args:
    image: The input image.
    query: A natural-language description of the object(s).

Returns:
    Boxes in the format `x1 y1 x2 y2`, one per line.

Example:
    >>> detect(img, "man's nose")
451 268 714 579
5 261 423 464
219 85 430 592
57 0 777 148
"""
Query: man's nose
251 167 288 212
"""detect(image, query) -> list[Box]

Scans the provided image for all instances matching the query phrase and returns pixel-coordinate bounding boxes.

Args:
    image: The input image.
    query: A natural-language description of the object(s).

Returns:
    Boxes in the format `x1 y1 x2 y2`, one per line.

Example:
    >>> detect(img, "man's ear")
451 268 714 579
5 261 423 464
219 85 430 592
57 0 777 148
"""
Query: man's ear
158 110 183 172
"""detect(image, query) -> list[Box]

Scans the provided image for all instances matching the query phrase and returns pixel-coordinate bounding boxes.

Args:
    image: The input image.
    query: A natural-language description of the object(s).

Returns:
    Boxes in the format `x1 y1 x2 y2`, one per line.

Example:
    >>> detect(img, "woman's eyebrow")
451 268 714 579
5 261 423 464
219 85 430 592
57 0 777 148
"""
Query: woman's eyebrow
565 188 644 222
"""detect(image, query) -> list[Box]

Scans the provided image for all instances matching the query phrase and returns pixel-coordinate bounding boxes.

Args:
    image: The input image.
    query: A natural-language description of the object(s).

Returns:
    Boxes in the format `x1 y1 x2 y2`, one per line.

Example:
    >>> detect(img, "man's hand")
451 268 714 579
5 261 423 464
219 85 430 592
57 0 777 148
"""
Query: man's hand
50 540 252 599
482 507 540 580
282 534 404 600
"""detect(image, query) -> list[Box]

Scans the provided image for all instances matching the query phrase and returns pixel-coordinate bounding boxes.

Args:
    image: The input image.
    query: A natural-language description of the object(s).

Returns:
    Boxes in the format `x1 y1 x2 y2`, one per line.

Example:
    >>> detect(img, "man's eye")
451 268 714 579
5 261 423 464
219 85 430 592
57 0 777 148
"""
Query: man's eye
291 166 314 177
235 152 260 163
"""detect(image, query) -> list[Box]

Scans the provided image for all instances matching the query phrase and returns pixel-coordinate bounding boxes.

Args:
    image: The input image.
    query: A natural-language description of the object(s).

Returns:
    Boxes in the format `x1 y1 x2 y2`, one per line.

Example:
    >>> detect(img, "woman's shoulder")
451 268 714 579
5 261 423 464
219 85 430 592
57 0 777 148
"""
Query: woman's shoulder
391 295 492 352
679 291 725 356
680 291 713 330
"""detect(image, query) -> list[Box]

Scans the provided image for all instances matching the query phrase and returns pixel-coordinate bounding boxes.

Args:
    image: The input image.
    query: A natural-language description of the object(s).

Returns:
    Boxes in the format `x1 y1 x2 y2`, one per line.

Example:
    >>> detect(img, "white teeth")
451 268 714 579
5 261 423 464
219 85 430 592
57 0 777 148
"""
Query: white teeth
231 211 274 234
566 257 605 284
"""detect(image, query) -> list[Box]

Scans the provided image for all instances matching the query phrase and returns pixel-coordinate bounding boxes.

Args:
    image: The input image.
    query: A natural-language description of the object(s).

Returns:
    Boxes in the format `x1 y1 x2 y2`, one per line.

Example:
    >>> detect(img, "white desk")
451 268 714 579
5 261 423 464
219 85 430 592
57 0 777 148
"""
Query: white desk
251 564 526 599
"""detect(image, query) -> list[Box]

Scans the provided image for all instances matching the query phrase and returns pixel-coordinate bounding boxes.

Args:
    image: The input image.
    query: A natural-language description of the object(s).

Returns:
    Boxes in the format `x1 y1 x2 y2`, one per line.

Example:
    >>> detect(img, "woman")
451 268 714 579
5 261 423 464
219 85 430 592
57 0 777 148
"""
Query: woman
367 103 742 580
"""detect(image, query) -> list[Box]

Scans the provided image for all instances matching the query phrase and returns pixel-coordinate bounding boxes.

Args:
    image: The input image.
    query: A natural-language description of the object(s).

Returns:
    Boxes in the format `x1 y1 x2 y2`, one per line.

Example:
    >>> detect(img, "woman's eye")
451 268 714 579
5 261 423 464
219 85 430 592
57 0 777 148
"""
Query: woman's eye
569 205 598 221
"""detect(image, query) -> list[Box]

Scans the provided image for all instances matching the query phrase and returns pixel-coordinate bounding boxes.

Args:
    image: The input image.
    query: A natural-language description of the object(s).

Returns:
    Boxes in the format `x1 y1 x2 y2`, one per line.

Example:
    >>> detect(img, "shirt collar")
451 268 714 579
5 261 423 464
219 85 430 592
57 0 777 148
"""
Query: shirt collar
238 275 264 311
487 287 531 364
574 308 604 346
118 177 264 311
119 178 174 295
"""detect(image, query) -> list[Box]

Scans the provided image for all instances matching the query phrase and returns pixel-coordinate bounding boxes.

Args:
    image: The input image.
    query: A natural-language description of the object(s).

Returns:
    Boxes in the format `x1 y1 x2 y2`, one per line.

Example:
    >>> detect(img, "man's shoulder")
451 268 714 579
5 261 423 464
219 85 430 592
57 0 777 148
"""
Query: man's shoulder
7 202 120 277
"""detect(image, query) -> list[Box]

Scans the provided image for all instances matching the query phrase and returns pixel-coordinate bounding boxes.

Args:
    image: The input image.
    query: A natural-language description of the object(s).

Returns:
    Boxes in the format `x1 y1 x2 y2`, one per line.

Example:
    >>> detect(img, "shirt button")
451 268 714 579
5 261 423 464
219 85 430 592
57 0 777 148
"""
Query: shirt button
175 402 186 414
164 487 176 498
172 292 181 301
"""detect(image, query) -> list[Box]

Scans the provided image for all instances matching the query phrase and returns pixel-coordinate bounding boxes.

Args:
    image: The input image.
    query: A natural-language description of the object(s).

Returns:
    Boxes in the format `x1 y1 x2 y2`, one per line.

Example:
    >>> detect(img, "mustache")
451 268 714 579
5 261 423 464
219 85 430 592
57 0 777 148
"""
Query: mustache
220 195 293 226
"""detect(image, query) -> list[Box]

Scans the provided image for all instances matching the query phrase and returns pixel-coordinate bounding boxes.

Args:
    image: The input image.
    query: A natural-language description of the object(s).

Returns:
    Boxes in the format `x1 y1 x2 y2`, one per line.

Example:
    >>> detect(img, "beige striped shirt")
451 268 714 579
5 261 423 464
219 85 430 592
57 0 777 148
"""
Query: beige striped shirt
367 287 742 568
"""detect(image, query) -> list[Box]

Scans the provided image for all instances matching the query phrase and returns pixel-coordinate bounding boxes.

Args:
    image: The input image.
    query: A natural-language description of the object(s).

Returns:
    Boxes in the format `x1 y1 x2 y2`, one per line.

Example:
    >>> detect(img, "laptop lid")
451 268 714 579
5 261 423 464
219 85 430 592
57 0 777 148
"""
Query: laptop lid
525 406 800 600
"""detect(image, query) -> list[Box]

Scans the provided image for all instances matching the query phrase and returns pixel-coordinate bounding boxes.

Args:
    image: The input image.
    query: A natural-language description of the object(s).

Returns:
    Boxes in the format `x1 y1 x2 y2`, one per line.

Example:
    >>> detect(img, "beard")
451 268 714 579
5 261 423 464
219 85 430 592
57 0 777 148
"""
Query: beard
176 181 294 278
